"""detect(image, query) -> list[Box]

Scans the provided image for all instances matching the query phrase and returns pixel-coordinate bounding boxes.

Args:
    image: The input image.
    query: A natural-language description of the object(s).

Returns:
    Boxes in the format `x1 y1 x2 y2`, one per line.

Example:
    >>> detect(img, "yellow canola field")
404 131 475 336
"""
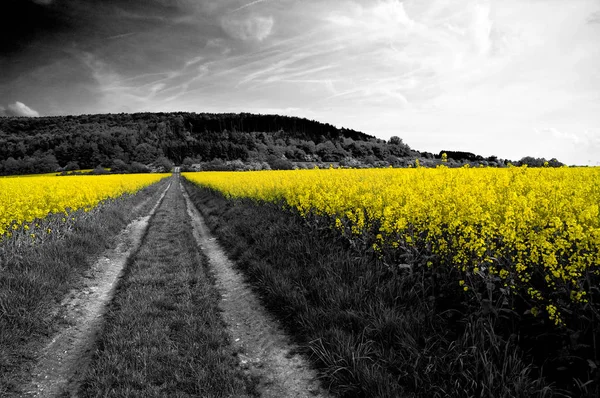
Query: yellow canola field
0 174 169 237
184 167 600 325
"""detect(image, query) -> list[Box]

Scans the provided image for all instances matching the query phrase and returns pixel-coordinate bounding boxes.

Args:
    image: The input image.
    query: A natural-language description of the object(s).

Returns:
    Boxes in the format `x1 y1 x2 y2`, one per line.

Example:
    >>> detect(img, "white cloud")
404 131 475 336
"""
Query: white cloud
531 127 600 165
586 10 600 24
230 0 272 13
0 102 40 117
221 14 274 41
78 52 174 112
470 2 493 55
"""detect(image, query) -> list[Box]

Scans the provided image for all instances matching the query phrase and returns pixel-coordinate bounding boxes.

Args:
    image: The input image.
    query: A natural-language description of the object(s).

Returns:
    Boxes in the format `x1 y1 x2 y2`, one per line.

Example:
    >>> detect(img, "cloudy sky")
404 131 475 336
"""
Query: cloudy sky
1 0 599 164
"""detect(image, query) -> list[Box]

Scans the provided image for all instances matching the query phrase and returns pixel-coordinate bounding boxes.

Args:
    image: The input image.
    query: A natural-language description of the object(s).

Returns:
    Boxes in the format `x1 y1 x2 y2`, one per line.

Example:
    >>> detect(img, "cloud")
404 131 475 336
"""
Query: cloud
0 101 40 117
587 10 600 24
470 2 493 55
326 1 427 39
231 0 272 13
221 14 274 41
32 0 54 5
533 127 600 165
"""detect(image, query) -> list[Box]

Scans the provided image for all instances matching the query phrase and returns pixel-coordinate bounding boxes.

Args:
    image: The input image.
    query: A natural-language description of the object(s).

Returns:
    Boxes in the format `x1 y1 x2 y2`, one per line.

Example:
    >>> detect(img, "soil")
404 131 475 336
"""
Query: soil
21 182 171 397
181 181 331 398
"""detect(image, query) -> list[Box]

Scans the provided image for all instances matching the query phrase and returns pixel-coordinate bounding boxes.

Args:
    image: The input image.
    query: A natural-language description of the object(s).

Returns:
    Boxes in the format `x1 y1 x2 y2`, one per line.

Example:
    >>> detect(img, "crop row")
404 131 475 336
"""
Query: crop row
183 167 600 326
0 174 169 238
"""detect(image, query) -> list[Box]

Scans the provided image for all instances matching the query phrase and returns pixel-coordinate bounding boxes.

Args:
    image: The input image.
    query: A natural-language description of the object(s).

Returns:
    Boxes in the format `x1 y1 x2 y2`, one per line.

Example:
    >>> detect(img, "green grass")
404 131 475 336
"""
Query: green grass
182 178 557 398
78 181 253 397
0 178 170 396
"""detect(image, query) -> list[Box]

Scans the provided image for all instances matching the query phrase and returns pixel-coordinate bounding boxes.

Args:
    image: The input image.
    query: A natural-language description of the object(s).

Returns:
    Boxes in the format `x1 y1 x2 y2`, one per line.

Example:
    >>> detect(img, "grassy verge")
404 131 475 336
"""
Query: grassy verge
0 177 170 396
182 178 557 398
78 180 252 397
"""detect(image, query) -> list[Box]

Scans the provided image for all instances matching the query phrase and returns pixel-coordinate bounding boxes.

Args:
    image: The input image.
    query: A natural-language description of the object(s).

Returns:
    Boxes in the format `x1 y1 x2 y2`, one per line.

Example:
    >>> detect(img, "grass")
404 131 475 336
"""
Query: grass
78 180 253 397
0 178 170 396
182 178 559 398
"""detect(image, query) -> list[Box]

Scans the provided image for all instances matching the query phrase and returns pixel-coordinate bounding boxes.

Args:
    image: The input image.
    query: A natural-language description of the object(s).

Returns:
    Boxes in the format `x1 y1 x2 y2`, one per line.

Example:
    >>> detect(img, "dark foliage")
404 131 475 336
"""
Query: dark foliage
0 112 563 175
0 112 418 175
438 150 484 162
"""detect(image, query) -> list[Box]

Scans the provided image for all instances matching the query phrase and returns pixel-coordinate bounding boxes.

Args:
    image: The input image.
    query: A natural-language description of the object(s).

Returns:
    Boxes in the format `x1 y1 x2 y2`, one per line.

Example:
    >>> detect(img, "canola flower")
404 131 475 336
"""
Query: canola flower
184 167 600 326
0 174 169 238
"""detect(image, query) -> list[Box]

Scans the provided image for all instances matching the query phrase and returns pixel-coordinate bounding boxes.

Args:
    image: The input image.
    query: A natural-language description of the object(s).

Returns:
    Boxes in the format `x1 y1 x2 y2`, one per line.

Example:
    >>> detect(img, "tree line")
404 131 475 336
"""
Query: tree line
0 112 562 175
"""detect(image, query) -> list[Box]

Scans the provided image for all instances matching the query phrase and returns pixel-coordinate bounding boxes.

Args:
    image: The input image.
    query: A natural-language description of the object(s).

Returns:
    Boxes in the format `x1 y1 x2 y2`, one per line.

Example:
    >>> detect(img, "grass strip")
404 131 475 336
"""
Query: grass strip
78 180 252 397
0 177 170 396
182 178 554 398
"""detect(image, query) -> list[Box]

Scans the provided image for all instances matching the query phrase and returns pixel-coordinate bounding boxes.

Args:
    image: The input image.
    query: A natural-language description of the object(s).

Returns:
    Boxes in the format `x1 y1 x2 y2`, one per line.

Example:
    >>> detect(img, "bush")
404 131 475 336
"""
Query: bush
129 162 150 173
64 161 80 172
90 165 109 175
268 158 294 170
154 156 173 173
110 159 129 173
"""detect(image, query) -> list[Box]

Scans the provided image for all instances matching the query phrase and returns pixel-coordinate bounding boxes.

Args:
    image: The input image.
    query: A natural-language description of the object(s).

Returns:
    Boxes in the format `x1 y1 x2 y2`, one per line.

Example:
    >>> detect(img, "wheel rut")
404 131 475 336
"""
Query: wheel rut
181 180 331 398
21 176 331 397
22 181 171 397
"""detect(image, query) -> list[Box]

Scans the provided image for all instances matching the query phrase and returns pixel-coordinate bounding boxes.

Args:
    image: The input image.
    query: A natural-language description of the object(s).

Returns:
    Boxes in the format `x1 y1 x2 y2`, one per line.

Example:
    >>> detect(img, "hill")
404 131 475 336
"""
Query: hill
0 112 416 174
0 112 562 175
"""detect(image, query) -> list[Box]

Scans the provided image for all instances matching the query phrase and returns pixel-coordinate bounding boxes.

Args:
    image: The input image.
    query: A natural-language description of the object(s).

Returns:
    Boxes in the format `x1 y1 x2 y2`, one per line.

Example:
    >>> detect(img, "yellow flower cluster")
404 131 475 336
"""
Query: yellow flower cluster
0 174 169 237
184 167 600 325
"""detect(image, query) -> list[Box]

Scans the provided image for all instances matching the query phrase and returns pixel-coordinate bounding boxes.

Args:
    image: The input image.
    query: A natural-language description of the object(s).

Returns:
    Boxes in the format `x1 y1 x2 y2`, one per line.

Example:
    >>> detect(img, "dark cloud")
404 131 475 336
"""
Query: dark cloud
0 101 40 117
0 0 209 55
0 0 220 84
0 0 77 54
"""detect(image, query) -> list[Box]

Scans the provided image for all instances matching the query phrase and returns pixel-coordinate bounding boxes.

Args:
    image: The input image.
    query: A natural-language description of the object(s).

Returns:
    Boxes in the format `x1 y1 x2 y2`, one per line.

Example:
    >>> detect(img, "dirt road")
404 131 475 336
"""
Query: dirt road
182 181 330 398
20 175 329 397
22 181 171 397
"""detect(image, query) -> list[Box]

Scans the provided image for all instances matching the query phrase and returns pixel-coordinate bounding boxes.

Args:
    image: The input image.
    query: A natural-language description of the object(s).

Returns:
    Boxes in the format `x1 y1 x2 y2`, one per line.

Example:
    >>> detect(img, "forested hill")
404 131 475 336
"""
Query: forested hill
0 112 417 174
0 112 562 175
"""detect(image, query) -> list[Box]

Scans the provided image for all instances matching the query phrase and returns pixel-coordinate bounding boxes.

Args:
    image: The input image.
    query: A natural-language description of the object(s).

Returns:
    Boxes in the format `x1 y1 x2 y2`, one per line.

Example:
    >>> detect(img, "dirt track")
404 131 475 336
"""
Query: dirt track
182 181 330 398
23 181 171 397
20 176 330 397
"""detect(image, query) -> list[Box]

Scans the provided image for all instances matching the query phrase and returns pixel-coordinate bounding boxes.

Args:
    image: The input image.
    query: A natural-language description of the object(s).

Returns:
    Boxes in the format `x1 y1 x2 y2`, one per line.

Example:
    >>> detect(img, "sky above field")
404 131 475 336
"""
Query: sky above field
1 0 599 165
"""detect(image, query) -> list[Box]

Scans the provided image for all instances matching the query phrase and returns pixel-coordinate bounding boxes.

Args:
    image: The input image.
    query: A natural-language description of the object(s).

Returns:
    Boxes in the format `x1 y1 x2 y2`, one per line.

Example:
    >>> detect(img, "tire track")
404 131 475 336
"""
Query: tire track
181 181 331 398
22 179 171 397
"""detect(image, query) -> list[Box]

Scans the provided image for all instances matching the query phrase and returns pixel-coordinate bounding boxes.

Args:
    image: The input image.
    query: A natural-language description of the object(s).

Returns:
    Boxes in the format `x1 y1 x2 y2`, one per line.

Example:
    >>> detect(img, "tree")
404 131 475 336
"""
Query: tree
548 158 564 167
36 153 59 173
64 161 80 171
130 162 150 173
110 159 128 173
91 165 109 175
154 156 173 173
2 157 20 174
518 156 545 167
181 157 195 171
134 143 161 164
388 136 403 145
266 155 294 170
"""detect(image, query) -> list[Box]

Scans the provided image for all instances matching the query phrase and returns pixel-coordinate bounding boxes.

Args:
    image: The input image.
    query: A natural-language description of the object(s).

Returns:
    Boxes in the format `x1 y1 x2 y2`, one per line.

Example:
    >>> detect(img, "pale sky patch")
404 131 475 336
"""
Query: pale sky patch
221 13 274 41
